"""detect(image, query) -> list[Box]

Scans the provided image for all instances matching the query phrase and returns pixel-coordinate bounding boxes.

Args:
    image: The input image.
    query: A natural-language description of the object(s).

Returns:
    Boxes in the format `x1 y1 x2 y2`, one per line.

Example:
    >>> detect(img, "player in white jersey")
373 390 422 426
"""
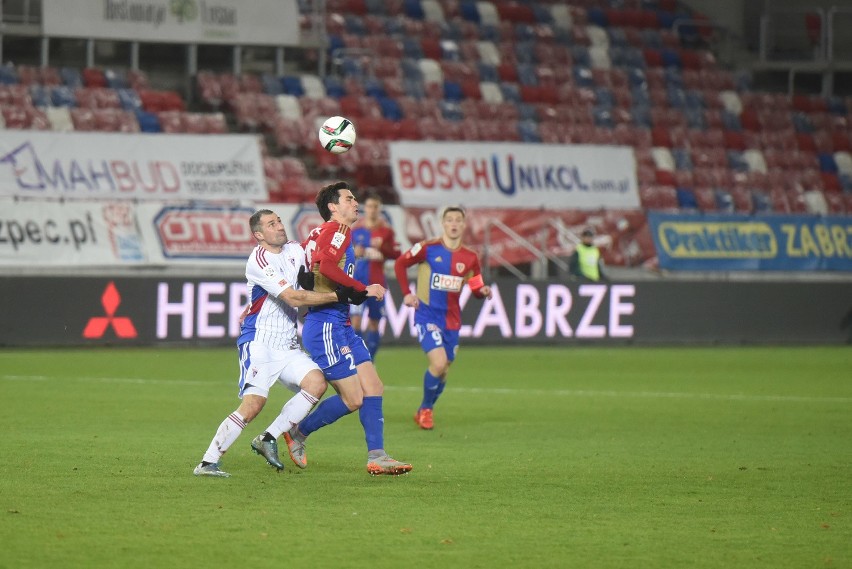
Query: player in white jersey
194 209 366 478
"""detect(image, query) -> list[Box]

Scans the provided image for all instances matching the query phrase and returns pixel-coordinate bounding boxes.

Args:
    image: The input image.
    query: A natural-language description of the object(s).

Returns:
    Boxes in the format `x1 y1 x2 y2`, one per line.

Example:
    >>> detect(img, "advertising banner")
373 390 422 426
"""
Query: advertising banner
0 198 147 265
0 131 266 201
649 212 852 271
2 277 850 347
389 141 639 210
42 0 300 46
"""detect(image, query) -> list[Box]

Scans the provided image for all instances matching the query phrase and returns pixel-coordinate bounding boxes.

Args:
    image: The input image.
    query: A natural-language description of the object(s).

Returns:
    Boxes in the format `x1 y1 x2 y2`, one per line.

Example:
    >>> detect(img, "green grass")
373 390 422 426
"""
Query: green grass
1 346 850 569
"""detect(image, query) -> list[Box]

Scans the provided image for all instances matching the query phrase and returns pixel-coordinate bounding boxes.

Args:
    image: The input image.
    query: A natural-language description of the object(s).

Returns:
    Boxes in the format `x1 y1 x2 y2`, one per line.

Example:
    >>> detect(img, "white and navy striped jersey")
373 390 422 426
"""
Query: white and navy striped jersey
238 241 305 350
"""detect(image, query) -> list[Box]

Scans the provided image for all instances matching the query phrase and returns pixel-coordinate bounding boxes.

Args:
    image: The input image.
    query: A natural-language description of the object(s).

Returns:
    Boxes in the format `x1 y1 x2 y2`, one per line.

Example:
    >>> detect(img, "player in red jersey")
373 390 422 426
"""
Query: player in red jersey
394 206 492 430
350 192 400 358
287 181 412 475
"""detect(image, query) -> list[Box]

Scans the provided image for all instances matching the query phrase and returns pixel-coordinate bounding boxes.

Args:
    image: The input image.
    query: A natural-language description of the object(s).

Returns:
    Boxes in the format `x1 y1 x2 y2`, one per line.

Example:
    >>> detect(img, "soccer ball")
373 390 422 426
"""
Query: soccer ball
318 116 357 154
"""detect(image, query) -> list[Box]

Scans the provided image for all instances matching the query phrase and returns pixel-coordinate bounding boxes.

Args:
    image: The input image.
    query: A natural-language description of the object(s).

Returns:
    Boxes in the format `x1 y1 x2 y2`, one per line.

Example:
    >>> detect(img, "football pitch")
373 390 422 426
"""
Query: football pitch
1 345 849 569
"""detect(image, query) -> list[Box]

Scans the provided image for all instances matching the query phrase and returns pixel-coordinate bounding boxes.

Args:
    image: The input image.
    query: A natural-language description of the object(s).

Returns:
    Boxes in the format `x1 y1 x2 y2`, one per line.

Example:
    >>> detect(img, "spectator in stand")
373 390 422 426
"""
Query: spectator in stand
569 227 609 283
350 192 400 358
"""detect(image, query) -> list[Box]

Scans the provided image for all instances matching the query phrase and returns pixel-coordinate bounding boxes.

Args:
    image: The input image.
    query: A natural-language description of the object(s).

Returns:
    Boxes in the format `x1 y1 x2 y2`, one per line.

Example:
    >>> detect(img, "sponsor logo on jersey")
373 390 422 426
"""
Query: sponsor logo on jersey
431 272 464 292
409 242 422 256
331 231 346 248
341 345 351 355
264 266 275 277
455 262 466 273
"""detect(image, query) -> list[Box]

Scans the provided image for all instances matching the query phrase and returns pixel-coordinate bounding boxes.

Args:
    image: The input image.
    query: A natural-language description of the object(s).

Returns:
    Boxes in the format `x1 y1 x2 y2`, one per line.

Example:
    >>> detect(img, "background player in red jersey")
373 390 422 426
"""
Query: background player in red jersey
350 192 400 358
394 206 492 430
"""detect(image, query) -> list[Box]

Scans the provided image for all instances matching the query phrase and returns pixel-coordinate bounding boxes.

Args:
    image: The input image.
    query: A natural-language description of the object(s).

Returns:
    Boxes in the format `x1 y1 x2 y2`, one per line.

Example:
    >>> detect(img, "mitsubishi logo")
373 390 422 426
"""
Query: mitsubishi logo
83 282 138 339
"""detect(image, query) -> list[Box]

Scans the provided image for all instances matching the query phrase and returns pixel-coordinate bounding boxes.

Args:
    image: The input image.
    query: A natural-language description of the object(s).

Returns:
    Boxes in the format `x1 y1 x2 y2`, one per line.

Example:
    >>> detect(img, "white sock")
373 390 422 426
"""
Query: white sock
265 390 319 439
202 411 246 464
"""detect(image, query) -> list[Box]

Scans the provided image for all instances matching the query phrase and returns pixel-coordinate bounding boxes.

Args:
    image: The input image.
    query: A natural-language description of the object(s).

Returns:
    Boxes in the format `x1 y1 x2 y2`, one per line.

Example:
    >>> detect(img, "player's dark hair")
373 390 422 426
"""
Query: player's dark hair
249 209 275 234
442 206 466 219
316 181 350 221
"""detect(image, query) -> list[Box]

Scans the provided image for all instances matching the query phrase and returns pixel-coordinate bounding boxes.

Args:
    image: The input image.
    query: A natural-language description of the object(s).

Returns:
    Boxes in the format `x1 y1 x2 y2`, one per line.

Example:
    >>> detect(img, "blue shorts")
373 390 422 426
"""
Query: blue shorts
302 319 372 380
415 322 459 362
349 296 385 322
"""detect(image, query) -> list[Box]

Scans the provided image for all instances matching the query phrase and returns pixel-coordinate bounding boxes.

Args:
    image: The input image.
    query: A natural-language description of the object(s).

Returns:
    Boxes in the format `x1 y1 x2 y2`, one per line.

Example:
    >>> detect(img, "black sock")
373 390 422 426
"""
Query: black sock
262 432 275 442
201 461 213 467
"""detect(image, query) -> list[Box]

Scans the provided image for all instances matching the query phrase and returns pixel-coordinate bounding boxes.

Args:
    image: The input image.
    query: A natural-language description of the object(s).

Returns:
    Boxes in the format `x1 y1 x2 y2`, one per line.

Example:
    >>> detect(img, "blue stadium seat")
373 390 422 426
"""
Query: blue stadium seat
0 64 18 85
439 100 464 121
714 189 735 212
593 107 615 128
327 35 346 55
818 153 838 173
727 151 749 172
479 24 500 42
826 96 847 115
402 78 425 99
684 90 705 110
532 5 553 24
117 88 142 111
571 46 592 68
440 21 462 41
343 15 367 36
517 64 538 86
518 120 541 142
631 88 651 107
477 63 499 83
404 0 425 19
625 48 647 69
587 8 608 27
676 188 699 210
135 110 161 132
515 24 535 42
721 111 741 131
573 66 595 89
29 85 50 107
627 68 648 89
608 28 629 48
499 82 521 103
595 87 615 107
378 97 403 120
672 148 693 171
104 69 129 89
261 73 284 95
402 38 424 59
281 76 305 96
364 78 386 98
661 49 682 68
459 1 480 22
515 41 537 64
640 29 663 49
791 112 815 133
323 76 347 98
50 86 76 107
751 190 772 214
684 108 706 130
632 105 653 128
517 103 537 121
401 59 423 81
443 80 464 102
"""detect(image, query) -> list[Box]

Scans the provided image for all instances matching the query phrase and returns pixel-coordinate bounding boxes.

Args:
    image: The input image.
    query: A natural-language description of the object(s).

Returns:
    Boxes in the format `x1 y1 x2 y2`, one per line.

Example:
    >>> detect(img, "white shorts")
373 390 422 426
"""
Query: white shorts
237 341 321 398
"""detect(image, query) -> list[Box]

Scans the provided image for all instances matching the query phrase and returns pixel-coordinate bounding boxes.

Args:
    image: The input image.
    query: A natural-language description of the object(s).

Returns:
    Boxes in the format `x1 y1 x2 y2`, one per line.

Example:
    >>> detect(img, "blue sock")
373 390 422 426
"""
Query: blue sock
435 378 446 404
298 394 351 437
365 330 381 358
359 396 384 452
421 370 441 409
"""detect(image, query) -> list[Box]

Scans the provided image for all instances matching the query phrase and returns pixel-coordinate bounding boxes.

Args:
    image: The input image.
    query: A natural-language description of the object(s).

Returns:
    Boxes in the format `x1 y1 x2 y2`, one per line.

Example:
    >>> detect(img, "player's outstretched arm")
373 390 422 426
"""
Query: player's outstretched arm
278 288 338 308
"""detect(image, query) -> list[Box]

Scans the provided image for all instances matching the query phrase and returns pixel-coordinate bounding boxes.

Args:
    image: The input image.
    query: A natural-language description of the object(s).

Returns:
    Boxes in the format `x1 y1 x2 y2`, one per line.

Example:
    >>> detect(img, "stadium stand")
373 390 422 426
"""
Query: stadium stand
1 0 851 270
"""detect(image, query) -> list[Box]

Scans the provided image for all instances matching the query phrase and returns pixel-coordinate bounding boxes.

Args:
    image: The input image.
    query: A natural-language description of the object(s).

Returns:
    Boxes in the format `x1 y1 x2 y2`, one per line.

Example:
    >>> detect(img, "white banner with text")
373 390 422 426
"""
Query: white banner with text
0 131 266 201
390 141 639 209
43 0 300 46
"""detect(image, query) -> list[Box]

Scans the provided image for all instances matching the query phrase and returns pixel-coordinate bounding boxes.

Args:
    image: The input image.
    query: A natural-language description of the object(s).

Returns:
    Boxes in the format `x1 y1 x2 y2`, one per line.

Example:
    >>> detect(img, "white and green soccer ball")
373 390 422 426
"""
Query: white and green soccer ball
318 115 357 154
